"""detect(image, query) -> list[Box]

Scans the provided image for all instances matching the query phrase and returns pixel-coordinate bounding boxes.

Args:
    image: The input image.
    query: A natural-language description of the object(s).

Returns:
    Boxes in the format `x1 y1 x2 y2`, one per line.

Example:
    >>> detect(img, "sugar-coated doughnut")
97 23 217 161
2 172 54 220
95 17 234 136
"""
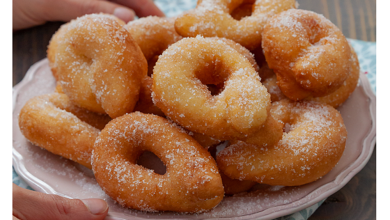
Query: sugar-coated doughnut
152 37 270 140
175 0 297 50
55 14 147 118
48 15 125 81
217 100 347 186
261 44 360 107
19 93 111 169
262 9 351 100
92 112 224 212
126 16 183 116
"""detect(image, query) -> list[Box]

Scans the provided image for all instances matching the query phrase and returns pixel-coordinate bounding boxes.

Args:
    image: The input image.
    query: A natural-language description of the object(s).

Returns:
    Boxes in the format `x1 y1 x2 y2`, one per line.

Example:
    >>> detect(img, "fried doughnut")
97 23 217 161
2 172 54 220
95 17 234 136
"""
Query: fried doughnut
152 37 271 140
19 93 111 169
217 100 347 186
175 0 297 50
262 9 351 100
125 16 183 116
55 14 147 118
261 44 360 107
92 112 224 212
47 15 125 80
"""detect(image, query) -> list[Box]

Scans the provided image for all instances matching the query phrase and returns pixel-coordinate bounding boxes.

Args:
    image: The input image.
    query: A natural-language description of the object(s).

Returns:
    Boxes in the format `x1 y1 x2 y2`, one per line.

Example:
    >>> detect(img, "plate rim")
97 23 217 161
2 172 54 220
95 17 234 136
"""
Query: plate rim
12 58 376 220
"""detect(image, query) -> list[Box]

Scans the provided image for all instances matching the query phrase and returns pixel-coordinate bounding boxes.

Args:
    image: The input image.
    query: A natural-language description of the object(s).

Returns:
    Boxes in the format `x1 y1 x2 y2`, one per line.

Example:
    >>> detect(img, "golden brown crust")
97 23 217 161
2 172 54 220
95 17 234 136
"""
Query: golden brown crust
221 172 256 195
306 45 360 107
217 100 347 186
55 14 147 118
262 9 351 100
93 112 224 212
19 93 111 169
152 37 271 140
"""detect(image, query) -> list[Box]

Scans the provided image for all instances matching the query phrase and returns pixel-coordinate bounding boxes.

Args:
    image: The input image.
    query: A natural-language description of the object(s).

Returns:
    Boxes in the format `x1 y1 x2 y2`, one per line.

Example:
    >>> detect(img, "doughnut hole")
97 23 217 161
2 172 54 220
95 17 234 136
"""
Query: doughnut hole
136 151 167 175
193 57 230 97
230 0 255 20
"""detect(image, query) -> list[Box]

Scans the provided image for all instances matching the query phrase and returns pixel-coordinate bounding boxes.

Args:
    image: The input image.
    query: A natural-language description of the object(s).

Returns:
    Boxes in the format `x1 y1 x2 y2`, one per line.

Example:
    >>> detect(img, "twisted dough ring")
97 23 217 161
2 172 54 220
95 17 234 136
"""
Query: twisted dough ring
152 37 271 140
55 14 147 118
260 44 360 108
175 0 297 50
92 112 224 212
262 9 352 101
125 16 183 116
19 93 111 169
217 100 347 186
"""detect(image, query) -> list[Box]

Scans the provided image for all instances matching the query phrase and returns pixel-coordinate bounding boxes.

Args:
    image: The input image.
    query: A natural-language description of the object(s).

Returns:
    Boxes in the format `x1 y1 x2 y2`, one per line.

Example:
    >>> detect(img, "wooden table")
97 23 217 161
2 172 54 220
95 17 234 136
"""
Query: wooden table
12 0 376 219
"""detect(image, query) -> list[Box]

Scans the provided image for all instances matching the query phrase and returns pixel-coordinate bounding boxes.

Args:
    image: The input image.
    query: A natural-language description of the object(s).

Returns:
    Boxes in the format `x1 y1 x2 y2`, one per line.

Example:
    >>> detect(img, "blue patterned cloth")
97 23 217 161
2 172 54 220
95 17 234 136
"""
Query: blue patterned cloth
13 1 376 219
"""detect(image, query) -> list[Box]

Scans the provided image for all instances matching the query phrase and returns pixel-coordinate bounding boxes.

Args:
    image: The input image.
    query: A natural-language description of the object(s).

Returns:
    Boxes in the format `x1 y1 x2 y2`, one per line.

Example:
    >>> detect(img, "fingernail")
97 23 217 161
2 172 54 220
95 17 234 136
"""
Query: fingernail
113 7 135 23
81 199 108 215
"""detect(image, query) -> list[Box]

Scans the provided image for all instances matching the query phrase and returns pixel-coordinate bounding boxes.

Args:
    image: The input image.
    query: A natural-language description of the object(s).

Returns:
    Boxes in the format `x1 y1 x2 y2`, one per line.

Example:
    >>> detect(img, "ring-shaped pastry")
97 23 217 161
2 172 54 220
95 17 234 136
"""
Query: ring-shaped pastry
55 14 147 118
152 37 271 140
175 0 297 50
19 93 111 169
262 9 351 100
92 112 224 212
217 100 347 186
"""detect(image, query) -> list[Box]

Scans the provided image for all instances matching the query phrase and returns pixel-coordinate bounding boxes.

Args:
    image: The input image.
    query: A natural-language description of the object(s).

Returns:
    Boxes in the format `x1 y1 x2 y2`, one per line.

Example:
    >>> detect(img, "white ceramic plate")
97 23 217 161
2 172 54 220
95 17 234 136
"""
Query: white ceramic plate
13 59 376 220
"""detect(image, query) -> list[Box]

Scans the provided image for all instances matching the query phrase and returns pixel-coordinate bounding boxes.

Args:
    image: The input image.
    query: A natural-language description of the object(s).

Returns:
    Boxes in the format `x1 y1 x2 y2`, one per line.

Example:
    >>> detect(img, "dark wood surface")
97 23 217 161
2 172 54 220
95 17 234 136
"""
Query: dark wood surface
12 0 376 219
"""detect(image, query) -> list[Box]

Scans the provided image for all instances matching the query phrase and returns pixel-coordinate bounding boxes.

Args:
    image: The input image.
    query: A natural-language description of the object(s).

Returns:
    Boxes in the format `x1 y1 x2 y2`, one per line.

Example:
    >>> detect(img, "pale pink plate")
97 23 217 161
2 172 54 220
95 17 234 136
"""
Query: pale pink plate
13 59 376 220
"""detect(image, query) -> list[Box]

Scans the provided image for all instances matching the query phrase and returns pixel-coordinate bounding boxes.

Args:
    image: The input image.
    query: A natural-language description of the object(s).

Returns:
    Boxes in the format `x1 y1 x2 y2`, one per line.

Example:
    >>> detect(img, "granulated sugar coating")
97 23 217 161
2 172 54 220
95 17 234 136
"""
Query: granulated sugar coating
262 9 352 100
125 16 183 61
306 44 360 108
217 100 347 186
18 93 110 169
54 13 147 118
174 0 297 50
92 112 224 213
152 36 271 140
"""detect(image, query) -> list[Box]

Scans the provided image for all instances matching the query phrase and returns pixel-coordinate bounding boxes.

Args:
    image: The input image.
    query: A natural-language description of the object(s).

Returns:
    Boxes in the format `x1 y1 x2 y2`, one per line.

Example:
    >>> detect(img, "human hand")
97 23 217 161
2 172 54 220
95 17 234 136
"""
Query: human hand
13 184 109 220
13 0 165 30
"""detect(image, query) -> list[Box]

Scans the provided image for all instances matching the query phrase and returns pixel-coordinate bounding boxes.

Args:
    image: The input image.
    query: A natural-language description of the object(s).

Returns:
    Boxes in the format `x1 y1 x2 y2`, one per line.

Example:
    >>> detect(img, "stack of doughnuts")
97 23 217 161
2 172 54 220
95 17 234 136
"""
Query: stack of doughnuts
19 0 359 213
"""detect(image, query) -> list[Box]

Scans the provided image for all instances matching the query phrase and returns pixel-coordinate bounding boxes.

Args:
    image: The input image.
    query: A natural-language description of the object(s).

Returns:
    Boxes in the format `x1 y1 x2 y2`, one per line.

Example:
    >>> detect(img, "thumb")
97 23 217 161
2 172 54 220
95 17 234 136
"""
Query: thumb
13 184 108 220
52 0 136 23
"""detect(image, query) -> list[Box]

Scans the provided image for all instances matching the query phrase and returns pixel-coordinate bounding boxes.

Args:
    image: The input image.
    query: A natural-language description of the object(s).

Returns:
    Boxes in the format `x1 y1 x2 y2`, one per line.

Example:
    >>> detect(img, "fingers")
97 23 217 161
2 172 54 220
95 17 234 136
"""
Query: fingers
49 0 136 23
111 0 165 17
13 184 108 220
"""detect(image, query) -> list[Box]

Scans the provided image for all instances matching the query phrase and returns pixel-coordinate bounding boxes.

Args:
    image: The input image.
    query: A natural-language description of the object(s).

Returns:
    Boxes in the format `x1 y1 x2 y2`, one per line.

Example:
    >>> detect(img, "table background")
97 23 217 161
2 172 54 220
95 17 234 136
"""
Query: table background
12 0 376 219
